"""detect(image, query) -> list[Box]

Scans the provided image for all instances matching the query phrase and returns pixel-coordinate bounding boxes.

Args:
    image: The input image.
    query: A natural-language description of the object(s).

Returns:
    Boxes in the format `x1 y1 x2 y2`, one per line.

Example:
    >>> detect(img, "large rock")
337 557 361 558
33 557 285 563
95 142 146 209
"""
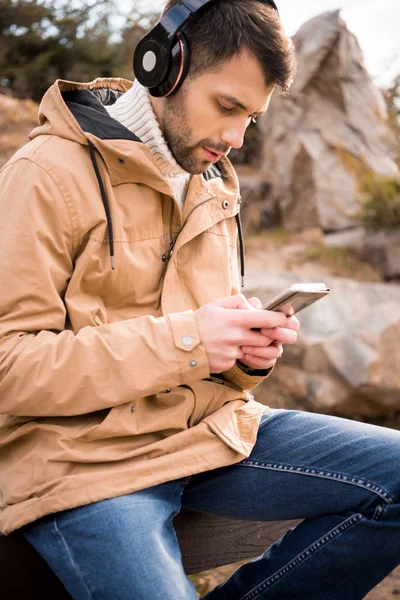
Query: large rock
324 227 400 280
244 268 400 417
235 165 280 235
362 228 400 280
257 11 399 233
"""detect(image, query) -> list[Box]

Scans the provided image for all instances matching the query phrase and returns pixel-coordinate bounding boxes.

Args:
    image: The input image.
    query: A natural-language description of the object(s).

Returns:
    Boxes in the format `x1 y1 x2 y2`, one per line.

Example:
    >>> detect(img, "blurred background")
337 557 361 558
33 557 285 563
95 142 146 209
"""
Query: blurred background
1 0 400 597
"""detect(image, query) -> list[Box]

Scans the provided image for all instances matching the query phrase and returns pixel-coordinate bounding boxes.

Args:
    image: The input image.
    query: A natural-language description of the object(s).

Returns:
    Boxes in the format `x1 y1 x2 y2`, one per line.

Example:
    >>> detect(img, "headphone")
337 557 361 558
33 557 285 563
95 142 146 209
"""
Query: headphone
133 0 280 98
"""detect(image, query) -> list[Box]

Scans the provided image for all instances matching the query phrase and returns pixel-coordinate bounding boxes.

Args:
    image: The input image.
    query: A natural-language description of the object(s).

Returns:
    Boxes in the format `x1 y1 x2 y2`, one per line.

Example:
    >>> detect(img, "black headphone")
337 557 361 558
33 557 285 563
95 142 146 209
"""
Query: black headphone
133 0 280 98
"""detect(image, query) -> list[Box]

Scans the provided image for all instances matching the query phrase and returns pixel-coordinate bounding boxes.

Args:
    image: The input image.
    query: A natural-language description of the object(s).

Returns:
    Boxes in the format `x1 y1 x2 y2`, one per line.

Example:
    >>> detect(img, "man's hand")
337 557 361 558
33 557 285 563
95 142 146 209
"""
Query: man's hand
239 297 299 370
194 294 300 374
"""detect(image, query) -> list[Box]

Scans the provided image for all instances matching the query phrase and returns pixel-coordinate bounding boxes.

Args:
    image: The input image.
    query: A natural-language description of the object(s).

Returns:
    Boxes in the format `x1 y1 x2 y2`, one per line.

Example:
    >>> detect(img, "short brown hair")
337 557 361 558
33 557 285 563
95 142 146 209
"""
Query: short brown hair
162 0 296 94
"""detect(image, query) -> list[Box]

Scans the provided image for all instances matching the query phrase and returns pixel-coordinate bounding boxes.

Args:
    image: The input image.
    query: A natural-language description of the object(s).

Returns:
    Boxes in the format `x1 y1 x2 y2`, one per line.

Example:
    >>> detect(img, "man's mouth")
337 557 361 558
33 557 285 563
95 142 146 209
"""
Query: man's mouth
202 147 225 163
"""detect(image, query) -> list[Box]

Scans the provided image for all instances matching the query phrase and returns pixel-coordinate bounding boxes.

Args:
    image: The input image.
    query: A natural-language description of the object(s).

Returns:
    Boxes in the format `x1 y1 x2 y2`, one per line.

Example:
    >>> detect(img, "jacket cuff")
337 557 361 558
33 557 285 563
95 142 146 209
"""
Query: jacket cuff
167 310 210 384
221 362 273 392
236 360 271 377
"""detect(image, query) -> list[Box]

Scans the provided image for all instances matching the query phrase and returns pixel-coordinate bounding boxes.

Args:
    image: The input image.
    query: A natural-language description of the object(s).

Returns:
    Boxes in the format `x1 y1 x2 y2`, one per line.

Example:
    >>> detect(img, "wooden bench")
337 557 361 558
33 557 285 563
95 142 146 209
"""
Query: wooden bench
0 511 300 598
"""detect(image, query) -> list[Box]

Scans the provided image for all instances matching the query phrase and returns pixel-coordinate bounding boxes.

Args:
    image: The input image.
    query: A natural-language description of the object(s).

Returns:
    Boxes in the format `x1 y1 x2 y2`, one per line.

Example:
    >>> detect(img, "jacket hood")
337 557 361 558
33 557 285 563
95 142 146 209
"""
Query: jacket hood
28 78 245 279
29 78 225 183
30 78 138 145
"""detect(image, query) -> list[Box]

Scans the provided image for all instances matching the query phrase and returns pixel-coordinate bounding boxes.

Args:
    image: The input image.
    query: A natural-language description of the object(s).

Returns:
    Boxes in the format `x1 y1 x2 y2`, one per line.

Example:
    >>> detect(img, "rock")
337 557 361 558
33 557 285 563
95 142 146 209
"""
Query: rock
235 165 280 235
257 11 399 234
324 228 366 252
244 268 400 417
362 228 400 279
324 227 400 281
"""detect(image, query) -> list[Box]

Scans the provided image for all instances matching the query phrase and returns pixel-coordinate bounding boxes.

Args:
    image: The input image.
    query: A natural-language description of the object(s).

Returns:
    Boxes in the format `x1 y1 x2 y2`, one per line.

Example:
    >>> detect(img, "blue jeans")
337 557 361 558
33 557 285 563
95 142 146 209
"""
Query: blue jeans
21 408 400 599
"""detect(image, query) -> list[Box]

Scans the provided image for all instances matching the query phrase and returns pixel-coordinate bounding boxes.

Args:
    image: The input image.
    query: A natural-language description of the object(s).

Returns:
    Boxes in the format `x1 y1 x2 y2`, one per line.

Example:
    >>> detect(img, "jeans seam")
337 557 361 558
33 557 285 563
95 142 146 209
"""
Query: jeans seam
238 461 396 505
238 513 363 600
372 502 388 521
52 516 93 600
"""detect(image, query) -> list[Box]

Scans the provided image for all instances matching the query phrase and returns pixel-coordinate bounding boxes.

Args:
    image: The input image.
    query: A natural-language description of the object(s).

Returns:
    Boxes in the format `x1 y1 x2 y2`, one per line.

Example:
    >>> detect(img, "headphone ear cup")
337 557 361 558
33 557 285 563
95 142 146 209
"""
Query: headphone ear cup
133 24 171 89
148 32 190 98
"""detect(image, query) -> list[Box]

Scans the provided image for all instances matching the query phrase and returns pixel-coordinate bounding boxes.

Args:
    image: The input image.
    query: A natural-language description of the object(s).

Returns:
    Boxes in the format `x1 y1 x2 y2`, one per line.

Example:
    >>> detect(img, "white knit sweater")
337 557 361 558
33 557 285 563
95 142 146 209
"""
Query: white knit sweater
105 79 191 211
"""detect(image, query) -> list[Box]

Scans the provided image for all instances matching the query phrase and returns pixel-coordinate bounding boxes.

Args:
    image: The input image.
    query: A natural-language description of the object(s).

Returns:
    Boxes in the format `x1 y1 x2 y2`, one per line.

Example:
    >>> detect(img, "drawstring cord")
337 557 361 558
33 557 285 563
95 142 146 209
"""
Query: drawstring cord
87 139 115 270
235 212 245 289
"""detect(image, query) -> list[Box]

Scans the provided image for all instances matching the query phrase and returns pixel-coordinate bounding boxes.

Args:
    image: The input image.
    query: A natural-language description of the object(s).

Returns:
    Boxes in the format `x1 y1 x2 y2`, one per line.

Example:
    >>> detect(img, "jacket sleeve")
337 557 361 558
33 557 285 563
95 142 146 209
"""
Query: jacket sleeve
0 158 210 417
220 362 273 392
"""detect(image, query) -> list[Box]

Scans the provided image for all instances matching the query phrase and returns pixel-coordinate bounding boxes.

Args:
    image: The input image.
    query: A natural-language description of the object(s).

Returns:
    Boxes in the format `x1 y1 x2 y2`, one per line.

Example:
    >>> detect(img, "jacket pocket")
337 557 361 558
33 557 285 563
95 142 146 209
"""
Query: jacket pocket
71 406 123 441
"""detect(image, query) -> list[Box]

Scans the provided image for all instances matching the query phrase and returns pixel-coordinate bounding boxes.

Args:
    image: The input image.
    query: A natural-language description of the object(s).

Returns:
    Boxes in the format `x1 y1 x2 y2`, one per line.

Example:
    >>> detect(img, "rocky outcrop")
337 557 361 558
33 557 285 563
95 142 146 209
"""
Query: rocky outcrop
255 11 399 233
361 229 400 280
325 227 400 280
244 268 400 418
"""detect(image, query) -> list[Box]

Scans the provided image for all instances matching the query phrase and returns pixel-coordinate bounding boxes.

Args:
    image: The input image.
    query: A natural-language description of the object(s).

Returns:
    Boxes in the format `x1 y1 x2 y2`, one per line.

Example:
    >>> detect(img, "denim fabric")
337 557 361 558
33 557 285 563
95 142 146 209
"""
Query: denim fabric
22 408 400 599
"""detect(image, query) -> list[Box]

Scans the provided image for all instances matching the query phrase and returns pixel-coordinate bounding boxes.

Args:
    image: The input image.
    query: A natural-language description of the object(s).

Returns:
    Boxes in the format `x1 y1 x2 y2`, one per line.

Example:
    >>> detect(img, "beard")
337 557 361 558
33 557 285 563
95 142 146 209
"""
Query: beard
161 88 229 174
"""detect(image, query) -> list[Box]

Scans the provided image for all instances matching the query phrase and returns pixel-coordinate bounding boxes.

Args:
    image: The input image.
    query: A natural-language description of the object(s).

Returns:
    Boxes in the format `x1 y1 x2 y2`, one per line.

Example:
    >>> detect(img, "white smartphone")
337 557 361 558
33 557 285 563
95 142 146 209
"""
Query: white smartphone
262 283 331 316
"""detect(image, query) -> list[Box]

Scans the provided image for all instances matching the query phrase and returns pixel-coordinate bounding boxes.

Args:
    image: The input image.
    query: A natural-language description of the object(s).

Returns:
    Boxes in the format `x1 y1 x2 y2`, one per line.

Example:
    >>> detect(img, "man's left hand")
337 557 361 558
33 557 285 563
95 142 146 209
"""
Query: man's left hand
238 297 300 371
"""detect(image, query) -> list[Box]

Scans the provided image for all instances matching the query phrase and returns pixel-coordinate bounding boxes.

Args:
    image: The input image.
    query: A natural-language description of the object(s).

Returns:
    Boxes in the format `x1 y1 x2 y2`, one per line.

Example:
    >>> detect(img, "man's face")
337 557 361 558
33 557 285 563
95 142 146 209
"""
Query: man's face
159 50 275 174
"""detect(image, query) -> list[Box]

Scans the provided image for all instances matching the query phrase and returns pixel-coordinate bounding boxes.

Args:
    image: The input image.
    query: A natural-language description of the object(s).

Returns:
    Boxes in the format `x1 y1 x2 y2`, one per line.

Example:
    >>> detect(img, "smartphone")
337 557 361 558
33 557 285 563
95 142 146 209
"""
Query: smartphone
262 283 331 316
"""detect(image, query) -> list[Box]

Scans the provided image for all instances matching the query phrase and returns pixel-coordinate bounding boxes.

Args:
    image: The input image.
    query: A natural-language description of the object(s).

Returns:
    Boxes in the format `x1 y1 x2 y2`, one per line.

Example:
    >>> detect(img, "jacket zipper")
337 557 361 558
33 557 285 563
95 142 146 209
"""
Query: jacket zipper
160 194 215 283
169 195 215 258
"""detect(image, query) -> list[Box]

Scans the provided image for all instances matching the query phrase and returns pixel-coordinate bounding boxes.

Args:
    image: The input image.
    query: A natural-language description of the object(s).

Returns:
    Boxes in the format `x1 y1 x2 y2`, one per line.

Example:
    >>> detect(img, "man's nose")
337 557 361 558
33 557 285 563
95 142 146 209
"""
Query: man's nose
220 123 247 150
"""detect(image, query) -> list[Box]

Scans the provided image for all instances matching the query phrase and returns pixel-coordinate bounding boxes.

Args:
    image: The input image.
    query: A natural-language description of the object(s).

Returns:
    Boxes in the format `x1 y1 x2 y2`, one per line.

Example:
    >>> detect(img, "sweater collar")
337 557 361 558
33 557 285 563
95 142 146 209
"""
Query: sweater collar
105 79 189 179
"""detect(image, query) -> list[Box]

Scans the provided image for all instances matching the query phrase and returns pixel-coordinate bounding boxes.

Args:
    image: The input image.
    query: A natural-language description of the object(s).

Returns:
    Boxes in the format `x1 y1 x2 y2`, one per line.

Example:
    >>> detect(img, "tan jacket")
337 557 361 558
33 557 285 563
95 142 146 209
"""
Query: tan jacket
0 78 270 534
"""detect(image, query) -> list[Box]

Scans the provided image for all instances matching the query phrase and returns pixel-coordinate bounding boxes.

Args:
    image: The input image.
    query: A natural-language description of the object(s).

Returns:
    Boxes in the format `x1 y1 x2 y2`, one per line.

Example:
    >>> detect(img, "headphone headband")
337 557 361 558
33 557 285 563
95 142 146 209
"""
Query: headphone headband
134 0 280 97
162 0 279 46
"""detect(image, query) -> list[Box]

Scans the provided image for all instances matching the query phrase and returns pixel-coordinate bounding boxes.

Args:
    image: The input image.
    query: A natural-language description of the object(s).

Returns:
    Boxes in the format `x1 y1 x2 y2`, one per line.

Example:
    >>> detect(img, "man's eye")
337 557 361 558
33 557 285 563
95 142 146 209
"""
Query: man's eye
218 104 234 114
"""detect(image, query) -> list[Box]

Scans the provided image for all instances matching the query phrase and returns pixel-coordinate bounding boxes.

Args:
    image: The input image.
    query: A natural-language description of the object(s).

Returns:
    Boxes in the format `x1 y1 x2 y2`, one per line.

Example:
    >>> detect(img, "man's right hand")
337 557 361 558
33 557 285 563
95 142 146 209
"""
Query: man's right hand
194 294 298 374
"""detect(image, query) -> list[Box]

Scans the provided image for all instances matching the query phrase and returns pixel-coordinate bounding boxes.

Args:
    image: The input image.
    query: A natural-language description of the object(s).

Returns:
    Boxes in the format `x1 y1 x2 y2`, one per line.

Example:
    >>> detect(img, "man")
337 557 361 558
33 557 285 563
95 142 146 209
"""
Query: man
0 0 399 598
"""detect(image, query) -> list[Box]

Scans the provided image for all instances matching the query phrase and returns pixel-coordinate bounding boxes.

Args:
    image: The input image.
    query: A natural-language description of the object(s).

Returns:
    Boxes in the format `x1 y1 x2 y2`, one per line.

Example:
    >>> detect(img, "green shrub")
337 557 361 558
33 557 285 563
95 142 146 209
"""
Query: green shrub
356 174 400 229
335 145 400 229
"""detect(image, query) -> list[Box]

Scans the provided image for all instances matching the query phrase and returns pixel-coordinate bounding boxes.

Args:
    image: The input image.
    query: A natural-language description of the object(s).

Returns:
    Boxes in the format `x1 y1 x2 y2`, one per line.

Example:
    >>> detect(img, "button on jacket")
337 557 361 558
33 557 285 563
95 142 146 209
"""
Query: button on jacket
0 77 271 535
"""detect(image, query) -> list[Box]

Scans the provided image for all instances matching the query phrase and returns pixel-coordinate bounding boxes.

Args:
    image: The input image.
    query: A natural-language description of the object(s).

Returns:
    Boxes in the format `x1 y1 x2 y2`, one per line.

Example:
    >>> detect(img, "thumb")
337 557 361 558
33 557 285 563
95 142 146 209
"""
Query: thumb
208 294 252 310
247 297 263 309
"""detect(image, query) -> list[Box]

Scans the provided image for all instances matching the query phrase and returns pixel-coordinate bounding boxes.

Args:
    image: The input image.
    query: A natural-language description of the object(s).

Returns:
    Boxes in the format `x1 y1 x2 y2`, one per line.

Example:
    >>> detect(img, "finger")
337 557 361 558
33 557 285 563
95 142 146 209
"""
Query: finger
259 327 274 336
279 302 295 317
260 316 300 335
241 356 277 370
247 297 263 309
286 315 300 331
240 329 285 348
258 334 274 345
239 336 277 353
240 344 283 360
230 308 288 331
208 294 253 310
260 327 297 345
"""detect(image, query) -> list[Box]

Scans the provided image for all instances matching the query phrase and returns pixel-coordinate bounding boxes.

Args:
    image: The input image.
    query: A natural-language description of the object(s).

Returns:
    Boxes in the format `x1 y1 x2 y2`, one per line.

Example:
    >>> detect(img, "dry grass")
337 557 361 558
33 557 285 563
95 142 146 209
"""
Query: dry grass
0 94 38 167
